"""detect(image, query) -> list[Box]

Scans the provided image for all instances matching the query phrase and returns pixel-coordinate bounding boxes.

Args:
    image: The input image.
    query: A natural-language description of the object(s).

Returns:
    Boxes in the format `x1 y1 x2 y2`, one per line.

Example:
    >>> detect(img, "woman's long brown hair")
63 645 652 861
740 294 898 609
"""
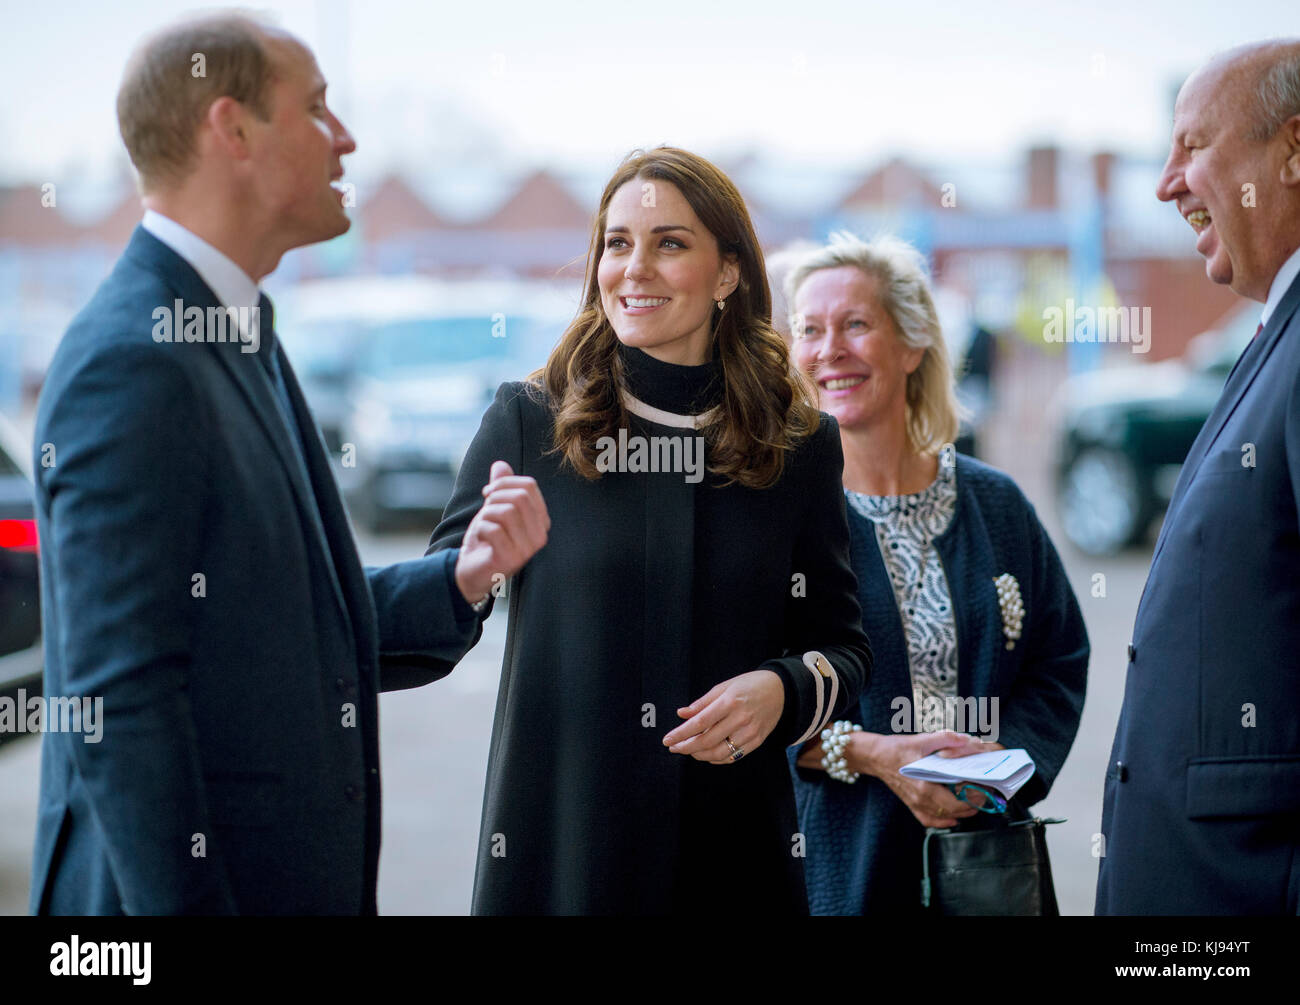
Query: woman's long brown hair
531 146 820 489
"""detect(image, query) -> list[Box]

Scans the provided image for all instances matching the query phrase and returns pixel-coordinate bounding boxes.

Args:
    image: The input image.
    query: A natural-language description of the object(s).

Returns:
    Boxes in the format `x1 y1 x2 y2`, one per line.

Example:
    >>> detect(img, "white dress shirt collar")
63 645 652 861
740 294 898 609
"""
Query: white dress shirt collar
141 209 261 315
1261 244 1300 328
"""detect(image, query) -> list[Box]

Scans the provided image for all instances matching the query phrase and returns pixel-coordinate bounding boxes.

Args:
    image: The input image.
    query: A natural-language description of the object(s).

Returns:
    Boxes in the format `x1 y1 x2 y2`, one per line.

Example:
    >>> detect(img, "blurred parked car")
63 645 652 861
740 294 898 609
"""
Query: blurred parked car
0 414 41 745
1054 301 1257 555
0 307 74 431
276 276 575 532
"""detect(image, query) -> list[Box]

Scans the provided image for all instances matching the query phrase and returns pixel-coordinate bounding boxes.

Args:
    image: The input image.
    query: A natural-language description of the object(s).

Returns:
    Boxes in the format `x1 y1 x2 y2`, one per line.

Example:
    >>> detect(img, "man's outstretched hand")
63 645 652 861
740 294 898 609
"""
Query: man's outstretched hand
454 460 550 605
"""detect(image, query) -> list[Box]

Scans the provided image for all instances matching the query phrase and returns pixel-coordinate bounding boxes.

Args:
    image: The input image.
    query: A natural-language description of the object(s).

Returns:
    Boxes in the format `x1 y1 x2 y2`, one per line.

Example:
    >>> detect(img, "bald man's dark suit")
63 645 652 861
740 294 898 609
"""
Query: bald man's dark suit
1096 266 1300 915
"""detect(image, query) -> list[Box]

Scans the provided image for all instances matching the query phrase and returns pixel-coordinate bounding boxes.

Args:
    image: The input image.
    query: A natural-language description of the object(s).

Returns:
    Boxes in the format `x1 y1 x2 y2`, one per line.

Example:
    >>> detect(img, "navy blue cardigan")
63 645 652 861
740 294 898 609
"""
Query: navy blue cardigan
789 453 1089 916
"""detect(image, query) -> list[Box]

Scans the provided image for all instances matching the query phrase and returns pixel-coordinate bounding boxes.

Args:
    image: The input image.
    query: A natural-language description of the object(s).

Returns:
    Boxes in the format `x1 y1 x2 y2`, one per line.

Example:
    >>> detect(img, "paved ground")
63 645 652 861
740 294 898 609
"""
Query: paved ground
0 337 1154 915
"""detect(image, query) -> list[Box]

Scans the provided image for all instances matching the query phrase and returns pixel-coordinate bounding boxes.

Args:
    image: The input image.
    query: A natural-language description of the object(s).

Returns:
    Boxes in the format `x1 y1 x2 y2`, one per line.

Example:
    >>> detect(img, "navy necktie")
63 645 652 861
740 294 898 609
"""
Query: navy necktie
254 292 313 485
252 292 348 606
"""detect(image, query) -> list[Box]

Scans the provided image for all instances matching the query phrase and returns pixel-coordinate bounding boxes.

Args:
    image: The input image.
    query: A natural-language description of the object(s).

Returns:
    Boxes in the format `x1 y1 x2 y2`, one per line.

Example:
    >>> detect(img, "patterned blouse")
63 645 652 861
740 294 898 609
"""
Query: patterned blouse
845 444 959 732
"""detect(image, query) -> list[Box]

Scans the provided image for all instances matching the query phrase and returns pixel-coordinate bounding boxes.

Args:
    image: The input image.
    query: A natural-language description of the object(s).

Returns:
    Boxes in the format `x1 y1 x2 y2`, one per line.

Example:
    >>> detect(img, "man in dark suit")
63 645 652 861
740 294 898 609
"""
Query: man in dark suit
1097 39 1300 915
29 11 549 915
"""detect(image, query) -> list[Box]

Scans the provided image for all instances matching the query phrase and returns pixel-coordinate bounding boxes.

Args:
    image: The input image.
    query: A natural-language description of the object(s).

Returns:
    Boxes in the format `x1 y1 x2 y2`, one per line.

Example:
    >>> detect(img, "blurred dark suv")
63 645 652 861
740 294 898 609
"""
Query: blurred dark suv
277 276 573 532
0 416 41 745
1054 302 1257 556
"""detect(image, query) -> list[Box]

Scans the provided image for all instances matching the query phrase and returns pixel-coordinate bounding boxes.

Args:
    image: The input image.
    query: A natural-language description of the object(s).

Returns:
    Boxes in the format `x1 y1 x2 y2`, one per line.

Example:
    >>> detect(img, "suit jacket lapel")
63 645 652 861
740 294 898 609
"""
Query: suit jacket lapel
122 226 356 636
1150 273 1300 569
277 351 376 678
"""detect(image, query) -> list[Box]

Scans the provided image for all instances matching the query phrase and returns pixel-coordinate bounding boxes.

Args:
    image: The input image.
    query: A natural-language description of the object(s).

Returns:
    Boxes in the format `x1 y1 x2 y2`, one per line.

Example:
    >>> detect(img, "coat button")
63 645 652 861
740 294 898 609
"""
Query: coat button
344 784 360 802
1127 644 1136 662
1114 761 1128 782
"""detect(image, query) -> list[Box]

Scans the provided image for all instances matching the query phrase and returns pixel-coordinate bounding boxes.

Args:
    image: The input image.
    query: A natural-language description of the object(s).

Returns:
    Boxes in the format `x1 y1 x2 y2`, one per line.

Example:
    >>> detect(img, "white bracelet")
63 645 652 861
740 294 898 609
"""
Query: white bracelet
820 720 862 783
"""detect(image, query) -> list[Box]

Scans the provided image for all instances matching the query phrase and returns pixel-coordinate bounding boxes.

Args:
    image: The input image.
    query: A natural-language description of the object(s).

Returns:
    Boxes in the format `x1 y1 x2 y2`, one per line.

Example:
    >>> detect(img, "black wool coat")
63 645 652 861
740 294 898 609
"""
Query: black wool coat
426 374 872 915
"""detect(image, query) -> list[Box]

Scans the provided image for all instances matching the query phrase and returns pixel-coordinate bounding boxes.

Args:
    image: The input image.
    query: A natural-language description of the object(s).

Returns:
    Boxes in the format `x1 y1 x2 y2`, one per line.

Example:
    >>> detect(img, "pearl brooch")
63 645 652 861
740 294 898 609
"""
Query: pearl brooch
994 573 1024 650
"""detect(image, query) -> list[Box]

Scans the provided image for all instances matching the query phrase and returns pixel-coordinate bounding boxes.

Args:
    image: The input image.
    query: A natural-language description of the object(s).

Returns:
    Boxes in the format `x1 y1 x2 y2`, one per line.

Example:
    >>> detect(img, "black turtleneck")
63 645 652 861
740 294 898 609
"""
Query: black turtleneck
617 342 722 416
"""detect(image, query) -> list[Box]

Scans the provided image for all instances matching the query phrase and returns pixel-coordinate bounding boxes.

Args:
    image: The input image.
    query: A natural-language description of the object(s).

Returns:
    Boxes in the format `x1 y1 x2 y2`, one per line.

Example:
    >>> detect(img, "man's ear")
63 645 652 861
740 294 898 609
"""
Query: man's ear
206 96 253 161
716 253 741 301
1281 113 1300 187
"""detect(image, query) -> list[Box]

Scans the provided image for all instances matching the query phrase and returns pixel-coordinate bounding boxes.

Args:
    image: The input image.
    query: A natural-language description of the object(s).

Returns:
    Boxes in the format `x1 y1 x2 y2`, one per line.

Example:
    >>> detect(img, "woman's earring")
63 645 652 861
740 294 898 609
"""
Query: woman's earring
716 298 726 311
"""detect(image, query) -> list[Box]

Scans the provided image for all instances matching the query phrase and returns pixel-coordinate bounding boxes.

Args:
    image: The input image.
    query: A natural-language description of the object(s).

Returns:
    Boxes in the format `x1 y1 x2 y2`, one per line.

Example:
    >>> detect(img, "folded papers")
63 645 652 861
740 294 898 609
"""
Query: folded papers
899 748 1035 800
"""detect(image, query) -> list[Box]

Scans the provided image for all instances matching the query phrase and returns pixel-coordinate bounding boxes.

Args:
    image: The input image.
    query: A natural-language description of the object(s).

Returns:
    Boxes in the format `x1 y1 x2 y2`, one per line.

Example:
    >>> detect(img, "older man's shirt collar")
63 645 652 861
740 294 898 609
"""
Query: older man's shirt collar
1262 244 1300 328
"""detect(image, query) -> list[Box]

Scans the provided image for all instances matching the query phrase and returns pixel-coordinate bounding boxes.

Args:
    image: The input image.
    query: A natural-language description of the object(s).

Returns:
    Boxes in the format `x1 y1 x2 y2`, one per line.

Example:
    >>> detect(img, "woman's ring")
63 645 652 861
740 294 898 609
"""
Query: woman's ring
725 736 744 761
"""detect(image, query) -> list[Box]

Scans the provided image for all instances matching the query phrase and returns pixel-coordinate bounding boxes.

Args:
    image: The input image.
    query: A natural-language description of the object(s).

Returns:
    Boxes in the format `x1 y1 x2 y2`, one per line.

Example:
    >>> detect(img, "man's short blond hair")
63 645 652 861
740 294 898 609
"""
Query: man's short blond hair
116 11 280 192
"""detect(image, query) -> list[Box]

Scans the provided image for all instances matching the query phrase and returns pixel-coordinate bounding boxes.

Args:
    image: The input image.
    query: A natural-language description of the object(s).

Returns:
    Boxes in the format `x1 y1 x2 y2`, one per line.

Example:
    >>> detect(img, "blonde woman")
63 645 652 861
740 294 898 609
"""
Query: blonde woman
786 232 1088 915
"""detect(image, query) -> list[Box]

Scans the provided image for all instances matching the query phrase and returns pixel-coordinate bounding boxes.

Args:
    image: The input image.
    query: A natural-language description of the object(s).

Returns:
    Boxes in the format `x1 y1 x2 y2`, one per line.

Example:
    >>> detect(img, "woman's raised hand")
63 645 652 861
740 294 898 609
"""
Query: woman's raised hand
662 670 785 765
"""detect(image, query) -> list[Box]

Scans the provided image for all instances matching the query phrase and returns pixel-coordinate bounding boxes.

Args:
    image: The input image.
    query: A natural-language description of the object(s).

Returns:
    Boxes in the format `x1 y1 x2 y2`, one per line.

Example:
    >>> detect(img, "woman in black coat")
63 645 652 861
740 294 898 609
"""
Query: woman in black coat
784 232 1089 915
426 148 872 915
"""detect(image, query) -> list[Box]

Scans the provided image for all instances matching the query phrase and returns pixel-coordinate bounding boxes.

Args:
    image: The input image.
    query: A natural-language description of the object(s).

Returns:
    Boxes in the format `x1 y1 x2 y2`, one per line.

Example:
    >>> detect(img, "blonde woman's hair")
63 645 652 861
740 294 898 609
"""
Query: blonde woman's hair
785 231 967 455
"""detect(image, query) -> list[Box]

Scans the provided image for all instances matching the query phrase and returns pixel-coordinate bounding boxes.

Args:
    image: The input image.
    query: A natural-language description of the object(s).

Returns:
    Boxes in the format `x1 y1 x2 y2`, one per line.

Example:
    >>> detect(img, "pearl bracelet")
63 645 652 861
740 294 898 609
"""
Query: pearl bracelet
820 720 862 783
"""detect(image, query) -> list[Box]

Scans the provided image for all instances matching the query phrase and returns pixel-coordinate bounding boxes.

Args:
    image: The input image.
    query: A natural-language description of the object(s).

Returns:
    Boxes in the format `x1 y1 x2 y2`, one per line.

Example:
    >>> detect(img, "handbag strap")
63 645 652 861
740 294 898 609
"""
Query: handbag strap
921 827 942 908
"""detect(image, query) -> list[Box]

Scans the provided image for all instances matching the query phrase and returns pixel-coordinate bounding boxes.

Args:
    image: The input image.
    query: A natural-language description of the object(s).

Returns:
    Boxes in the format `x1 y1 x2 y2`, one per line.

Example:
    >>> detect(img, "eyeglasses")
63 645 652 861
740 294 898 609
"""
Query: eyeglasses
951 782 1008 814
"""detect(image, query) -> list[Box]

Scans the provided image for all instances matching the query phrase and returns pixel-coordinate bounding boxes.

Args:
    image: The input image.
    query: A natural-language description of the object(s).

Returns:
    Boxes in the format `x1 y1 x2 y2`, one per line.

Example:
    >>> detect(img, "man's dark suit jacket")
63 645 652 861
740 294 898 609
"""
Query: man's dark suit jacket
29 226 481 915
1097 268 1300 915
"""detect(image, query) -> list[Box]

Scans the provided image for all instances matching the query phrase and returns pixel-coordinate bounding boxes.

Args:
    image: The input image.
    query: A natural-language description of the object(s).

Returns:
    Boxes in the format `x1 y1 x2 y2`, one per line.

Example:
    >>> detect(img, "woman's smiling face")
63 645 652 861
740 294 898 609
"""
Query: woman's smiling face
598 178 738 367
791 265 923 432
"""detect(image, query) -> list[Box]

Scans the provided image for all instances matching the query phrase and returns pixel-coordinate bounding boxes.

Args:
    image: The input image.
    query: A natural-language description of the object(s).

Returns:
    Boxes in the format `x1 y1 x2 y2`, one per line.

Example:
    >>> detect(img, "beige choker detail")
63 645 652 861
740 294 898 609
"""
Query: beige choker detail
621 389 720 430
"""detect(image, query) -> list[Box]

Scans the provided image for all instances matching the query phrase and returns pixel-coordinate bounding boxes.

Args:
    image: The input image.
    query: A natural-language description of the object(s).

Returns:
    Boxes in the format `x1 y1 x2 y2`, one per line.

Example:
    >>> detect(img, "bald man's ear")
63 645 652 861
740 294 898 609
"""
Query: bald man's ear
206 96 254 162
1279 113 1300 188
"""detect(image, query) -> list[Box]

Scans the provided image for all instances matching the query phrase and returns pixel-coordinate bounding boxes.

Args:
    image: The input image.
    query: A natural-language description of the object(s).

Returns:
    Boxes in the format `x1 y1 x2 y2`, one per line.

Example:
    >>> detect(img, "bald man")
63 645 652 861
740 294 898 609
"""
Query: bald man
1097 40 1300 915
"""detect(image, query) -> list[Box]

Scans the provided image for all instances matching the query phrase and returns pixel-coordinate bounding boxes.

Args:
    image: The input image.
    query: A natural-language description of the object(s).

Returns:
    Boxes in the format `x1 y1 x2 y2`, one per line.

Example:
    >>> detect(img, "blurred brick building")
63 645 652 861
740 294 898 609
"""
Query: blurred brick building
0 142 1244 404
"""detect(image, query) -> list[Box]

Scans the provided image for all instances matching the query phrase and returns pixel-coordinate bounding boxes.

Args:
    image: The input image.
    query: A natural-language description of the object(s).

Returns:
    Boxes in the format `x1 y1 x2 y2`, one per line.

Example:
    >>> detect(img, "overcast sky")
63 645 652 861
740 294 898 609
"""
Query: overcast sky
4 0 1298 196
